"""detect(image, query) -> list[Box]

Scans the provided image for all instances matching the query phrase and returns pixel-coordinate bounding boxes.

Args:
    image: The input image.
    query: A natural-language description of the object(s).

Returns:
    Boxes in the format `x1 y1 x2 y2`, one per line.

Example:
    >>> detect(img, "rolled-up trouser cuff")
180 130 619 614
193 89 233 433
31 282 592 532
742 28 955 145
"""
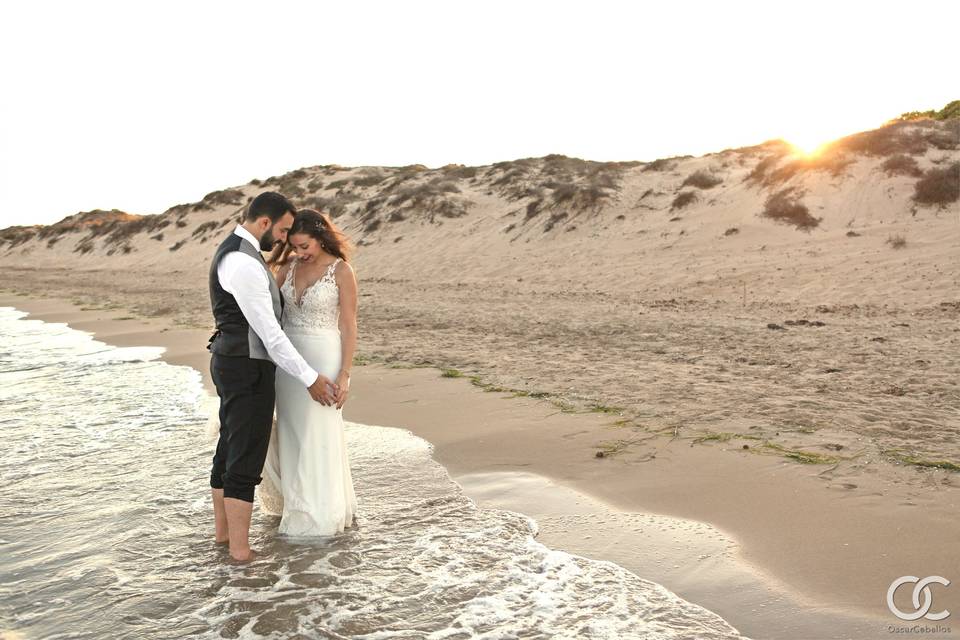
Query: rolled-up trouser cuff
222 471 261 503
223 485 256 503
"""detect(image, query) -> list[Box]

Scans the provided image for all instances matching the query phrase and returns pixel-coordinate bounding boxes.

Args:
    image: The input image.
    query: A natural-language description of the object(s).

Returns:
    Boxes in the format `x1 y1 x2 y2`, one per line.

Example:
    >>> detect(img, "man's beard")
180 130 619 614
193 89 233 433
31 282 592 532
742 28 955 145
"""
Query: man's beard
259 226 278 251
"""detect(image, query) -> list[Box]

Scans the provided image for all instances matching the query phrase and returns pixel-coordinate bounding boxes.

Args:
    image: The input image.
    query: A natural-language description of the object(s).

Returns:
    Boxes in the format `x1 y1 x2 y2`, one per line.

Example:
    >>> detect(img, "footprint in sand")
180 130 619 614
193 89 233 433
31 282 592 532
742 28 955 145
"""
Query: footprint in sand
828 483 858 491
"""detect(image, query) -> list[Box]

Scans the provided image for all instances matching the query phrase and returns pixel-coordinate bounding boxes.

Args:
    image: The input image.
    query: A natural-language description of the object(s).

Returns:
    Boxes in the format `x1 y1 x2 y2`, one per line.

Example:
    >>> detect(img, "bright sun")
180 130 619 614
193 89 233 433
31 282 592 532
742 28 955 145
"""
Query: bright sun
787 134 831 157
782 121 865 157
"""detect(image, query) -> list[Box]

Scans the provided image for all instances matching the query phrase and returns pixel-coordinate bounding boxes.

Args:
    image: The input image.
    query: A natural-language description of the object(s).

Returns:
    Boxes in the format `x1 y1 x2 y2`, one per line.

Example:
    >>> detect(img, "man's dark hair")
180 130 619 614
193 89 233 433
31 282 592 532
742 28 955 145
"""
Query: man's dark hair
244 192 295 222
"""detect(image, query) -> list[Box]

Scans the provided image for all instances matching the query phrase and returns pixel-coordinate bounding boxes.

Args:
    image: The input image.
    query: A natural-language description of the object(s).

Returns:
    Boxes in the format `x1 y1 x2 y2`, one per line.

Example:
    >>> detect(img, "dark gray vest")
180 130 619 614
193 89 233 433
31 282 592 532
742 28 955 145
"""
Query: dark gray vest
207 231 284 362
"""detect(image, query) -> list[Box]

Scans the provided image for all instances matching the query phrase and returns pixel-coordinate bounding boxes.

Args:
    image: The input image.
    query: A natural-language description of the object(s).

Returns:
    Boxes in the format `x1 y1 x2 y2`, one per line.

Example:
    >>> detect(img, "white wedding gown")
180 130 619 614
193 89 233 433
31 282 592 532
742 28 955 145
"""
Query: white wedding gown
259 256 357 536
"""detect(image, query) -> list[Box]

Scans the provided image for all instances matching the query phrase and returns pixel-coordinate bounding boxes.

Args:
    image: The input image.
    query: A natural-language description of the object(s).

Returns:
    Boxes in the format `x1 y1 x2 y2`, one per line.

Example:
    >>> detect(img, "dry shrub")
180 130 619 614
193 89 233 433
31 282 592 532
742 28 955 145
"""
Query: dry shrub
300 192 360 218
192 221 219 238
370 177 473 223
886 234 907 249
0 226 39 248
643 158 677 172
832 121 929 157
744 154 786 185
526 199 542 219
764 151 854 185
485 155 629 214
925 121 959 150
389 179 460 208
262 169 307 198
831 119 957 156
544 212 568 232
198 189 244 208
442 164 479 179
547 182 611 210
38 209 140 239
881 154 923 177
671 191 698 210
353 172 387 188
913 162 960 206
681 169 723 189
761 187 820 230
34 210 165 252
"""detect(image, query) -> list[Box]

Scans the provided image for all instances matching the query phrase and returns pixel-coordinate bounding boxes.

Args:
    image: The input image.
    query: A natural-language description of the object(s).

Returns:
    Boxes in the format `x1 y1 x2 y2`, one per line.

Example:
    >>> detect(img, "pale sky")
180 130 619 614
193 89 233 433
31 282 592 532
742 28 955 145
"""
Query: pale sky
1 0 956 227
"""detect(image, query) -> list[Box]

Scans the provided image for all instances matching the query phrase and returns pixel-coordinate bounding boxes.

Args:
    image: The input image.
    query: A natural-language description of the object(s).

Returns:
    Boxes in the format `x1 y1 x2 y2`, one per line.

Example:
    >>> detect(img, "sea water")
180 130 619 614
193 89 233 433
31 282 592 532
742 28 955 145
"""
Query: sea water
0 306 745 639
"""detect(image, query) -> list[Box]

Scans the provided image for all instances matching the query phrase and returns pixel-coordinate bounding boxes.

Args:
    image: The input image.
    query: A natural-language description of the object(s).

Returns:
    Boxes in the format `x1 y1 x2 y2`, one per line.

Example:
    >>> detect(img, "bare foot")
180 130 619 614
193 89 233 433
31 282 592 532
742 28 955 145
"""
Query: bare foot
229 547 257 563
215 537 229 545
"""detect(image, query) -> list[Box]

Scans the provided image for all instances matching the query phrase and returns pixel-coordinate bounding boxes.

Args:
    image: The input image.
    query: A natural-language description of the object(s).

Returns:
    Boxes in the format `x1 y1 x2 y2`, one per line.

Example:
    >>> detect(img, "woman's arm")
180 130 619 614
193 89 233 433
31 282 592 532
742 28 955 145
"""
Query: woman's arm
334 260 358 409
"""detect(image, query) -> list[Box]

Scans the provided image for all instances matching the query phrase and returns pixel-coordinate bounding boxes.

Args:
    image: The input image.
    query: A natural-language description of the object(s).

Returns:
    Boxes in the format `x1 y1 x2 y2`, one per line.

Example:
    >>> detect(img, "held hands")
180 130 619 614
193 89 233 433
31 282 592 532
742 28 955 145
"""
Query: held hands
333 370 350 409
307 374 338 405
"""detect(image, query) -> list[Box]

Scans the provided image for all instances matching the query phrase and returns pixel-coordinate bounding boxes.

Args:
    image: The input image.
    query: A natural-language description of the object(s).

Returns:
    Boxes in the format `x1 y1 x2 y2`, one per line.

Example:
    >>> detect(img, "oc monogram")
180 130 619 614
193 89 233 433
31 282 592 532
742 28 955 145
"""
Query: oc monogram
887 576 951 621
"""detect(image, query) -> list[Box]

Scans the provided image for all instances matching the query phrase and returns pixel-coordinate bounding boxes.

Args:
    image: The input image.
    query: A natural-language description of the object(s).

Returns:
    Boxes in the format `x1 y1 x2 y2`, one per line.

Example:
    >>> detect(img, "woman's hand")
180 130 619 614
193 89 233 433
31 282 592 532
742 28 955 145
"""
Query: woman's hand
334 370 351 409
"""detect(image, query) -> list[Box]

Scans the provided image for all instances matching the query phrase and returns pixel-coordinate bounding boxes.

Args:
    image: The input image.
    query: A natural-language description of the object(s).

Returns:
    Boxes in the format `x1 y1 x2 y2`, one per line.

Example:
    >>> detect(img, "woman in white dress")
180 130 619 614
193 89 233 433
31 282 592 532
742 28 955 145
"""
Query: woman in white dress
259 208 358 536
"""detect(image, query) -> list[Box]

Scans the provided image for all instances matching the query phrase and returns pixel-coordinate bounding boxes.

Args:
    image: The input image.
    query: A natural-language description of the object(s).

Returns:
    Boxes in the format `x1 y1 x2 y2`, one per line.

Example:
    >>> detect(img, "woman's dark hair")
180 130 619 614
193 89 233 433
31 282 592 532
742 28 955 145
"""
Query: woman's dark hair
245 191 295 222
267 209 352 267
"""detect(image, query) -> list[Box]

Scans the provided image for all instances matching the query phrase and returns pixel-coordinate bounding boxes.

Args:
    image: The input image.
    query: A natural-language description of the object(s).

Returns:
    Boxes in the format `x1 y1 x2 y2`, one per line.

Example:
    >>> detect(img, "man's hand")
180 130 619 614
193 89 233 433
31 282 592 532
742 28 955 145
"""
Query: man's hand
308 375 337 405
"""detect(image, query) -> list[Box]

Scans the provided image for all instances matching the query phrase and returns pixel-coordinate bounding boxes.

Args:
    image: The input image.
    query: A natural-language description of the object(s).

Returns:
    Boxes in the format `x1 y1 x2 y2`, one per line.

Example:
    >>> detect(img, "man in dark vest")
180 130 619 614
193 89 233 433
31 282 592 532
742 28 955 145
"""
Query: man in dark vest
208 191 336 561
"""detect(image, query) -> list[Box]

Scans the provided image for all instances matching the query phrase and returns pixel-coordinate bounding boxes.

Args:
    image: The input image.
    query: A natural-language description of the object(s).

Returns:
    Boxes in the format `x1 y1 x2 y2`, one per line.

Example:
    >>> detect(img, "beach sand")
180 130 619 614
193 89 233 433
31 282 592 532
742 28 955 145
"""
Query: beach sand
4 291 957 639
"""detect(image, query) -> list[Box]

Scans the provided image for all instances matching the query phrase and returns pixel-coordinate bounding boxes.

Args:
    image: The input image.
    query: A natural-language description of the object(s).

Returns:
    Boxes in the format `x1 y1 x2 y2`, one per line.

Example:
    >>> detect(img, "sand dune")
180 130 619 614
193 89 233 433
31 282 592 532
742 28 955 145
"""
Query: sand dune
2 118 958 480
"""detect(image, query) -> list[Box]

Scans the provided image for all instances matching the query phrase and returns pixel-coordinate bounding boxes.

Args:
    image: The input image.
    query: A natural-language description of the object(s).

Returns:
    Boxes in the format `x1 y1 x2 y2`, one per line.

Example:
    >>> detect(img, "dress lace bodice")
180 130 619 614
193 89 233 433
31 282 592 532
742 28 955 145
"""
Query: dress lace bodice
281 257 341 333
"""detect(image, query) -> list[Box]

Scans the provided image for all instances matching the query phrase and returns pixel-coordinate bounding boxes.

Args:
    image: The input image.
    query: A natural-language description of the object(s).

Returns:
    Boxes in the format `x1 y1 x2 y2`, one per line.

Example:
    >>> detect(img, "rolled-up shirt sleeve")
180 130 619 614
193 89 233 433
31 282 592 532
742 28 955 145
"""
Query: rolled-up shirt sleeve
217 252 319 388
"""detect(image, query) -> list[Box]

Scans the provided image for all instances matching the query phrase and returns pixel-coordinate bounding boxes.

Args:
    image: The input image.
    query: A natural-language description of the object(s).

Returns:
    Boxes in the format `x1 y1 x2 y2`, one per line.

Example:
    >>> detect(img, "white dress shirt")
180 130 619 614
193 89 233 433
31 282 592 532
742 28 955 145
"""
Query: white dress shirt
217 225 319 388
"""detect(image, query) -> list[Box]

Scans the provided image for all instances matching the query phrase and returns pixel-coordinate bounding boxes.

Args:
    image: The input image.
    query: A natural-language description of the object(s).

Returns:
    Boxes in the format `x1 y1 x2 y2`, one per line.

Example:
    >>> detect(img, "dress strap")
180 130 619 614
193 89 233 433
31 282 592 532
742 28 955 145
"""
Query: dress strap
285 257 298 287
325 258 342 278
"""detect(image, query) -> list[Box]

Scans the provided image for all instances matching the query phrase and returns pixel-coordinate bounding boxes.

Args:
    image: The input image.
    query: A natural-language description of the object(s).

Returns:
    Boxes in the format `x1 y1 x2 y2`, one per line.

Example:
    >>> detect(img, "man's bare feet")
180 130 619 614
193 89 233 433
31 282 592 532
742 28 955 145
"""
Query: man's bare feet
215 537 229 544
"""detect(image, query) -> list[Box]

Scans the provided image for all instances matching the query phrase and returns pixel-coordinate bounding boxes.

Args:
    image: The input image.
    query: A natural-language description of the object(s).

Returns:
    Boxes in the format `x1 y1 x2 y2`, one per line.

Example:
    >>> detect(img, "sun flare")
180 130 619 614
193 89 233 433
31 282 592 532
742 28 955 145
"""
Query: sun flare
781 120 869 158
787 135 831 157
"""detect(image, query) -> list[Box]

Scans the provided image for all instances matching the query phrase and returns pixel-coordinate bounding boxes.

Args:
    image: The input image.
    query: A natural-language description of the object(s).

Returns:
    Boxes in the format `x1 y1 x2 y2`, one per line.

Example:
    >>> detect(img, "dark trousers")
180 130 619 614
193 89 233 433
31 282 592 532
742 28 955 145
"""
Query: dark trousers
209 353 276 503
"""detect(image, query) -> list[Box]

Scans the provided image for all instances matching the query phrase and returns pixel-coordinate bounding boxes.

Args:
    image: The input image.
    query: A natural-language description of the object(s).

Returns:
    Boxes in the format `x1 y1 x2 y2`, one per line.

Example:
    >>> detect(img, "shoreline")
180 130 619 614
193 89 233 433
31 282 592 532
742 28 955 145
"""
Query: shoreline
3 291 955 639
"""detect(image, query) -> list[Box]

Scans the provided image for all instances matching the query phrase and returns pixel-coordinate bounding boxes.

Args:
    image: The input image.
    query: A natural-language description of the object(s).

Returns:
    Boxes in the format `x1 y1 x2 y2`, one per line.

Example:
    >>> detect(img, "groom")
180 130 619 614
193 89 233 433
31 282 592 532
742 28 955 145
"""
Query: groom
207 191 336 561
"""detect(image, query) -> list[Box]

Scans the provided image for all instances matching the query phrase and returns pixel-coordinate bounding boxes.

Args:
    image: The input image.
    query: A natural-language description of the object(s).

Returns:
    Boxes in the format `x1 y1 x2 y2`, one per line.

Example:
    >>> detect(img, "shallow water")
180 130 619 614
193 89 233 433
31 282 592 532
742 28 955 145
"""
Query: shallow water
0 306 745 639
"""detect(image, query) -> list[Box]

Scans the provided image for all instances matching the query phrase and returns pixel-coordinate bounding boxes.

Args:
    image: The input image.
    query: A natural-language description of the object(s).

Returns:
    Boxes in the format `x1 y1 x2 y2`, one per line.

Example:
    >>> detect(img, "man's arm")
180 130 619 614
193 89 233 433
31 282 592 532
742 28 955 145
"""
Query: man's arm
218 252 319 388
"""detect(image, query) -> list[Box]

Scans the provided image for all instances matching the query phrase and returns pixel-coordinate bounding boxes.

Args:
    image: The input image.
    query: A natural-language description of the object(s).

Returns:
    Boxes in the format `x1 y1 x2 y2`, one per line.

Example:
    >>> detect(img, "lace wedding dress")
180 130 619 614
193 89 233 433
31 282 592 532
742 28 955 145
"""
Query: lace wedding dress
259 257 357 536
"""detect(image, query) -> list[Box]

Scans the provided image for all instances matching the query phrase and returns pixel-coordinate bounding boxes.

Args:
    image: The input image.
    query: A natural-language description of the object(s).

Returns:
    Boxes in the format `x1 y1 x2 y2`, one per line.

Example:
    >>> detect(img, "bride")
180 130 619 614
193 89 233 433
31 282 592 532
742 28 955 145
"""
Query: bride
259 208 358 536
